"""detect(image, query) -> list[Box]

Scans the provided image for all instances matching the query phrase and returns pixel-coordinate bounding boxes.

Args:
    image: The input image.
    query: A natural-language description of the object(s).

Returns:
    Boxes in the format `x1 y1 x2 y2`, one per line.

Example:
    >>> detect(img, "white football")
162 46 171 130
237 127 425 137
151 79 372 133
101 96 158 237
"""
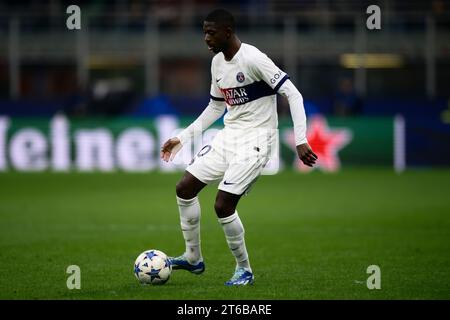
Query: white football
134 249 172 285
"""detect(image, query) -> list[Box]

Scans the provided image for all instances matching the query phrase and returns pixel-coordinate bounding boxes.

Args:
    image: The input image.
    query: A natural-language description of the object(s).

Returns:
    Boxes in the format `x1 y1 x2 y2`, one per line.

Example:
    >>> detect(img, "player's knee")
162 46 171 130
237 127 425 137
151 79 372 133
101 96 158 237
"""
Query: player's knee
176 180 194 199
214 201 225 217
214 199 235 218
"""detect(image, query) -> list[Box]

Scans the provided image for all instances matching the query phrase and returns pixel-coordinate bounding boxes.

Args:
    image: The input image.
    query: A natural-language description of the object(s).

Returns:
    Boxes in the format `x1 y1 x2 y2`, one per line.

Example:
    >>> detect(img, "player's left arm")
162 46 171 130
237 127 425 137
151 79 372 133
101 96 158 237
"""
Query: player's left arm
251 52 318 167
278 80 317 167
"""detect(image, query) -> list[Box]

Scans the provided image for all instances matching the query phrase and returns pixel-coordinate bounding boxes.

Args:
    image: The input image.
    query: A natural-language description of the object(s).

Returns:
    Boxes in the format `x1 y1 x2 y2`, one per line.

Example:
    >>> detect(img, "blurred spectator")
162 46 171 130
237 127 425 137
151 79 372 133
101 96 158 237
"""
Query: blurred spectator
86 77 137 116
333 78 362 116
150 0 183 29
432 0 445 15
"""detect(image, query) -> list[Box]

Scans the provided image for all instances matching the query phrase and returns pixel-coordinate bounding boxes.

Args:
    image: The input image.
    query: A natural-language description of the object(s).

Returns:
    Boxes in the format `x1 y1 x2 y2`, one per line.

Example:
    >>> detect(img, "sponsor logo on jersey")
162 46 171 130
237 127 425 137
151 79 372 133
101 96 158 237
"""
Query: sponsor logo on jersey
236 72 245 83
270 70 284 84
220 87 250 105
218 75 290 106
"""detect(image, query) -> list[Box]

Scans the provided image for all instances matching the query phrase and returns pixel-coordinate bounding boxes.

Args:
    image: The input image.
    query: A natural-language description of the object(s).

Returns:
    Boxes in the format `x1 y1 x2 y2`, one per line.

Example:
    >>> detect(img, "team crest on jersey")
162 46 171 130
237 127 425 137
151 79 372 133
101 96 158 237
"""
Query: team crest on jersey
236 72 245 83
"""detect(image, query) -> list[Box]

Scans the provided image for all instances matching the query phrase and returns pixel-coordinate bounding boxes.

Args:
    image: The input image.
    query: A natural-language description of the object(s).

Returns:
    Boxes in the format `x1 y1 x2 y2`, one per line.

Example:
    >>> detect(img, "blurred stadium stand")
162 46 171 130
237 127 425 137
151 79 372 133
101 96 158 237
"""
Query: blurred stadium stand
0 0 449 118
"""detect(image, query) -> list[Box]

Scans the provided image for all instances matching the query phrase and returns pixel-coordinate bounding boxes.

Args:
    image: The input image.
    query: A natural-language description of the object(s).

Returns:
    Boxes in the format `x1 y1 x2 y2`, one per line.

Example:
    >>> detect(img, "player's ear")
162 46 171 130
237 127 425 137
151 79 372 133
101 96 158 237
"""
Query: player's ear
225 26 233 38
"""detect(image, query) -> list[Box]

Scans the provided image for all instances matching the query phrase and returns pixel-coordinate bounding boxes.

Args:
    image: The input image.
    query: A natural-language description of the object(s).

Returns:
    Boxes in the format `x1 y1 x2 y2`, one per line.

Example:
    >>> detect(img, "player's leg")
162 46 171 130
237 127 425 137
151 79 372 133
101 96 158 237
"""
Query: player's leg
214 190 254 285
214 135 272 285
171 142 227 274
171 171 207 273
176 170 207 199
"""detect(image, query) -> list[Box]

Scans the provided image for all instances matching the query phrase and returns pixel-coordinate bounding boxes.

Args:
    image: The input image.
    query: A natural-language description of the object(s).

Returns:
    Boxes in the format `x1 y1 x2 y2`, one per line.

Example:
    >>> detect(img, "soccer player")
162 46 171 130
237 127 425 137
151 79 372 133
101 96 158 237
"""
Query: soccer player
160 9 317 286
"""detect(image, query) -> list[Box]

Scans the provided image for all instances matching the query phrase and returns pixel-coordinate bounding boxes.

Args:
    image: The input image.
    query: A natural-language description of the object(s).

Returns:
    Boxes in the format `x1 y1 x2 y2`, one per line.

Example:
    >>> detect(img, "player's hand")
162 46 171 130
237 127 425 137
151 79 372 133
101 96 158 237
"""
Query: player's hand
296 143 318 167
160 137 182 162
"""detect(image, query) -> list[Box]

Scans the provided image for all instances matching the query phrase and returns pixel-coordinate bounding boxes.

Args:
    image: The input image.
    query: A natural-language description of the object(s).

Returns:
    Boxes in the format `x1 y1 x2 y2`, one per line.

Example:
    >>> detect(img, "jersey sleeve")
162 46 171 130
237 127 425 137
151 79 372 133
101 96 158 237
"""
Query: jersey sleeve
175 99 226 146
251 52 290 92
278 79 308 146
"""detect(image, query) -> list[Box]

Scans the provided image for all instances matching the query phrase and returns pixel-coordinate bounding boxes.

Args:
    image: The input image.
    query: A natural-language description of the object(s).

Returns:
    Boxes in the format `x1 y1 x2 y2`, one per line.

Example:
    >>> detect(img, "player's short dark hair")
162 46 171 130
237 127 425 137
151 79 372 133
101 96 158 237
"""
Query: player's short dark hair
205 9 235 31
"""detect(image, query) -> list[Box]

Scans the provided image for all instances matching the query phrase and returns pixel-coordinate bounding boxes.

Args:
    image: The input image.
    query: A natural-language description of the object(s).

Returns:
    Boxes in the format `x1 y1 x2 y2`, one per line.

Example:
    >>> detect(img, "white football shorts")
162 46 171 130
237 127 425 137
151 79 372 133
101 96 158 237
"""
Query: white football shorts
186 128 277 195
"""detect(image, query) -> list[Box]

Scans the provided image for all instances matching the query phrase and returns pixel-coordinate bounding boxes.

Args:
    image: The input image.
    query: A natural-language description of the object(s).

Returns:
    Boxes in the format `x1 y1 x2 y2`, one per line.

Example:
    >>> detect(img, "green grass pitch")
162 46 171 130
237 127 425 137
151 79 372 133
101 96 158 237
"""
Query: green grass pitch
0 168 449 299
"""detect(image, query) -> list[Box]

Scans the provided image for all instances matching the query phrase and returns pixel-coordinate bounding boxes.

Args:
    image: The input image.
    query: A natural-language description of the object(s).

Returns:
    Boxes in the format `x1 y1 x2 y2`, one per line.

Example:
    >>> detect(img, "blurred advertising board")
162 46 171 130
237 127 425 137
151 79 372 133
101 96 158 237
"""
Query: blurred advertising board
0 115 395 173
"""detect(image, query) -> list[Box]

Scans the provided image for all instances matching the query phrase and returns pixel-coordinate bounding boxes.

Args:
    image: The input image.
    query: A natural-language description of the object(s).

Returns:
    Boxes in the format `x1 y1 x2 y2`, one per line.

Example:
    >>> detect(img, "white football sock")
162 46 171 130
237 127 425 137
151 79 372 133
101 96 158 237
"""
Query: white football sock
177 196 202 264
218 211 251 272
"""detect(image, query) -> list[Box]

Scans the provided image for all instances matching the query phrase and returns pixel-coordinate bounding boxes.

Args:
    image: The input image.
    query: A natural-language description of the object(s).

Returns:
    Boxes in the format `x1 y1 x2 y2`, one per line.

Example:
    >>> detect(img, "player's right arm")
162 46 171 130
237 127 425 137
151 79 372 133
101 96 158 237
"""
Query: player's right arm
160 98 225 162
161 64 226 162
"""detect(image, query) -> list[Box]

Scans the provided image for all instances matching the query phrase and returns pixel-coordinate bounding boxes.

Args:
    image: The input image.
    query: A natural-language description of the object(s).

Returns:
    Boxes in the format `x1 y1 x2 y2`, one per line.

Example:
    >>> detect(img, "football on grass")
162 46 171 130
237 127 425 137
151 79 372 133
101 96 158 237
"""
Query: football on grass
134 249 172 285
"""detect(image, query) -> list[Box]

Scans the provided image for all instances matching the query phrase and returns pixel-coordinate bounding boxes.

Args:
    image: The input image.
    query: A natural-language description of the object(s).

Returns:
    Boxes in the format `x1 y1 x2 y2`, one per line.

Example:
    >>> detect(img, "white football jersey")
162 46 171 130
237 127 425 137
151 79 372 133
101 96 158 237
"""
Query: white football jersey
210 43 289 131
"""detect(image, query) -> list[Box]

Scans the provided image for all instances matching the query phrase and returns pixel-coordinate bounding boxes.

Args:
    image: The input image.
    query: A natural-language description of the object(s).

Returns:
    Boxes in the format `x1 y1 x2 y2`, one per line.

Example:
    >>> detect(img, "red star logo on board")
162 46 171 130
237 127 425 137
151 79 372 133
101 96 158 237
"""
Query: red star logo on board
284 116 352 172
